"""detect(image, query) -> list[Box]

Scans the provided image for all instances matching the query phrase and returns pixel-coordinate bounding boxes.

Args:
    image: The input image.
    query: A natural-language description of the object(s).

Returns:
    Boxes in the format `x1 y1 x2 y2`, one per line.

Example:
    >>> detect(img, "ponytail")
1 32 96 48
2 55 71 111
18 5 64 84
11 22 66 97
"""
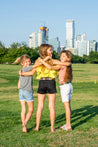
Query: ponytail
13 54 30 64
13 57 21 64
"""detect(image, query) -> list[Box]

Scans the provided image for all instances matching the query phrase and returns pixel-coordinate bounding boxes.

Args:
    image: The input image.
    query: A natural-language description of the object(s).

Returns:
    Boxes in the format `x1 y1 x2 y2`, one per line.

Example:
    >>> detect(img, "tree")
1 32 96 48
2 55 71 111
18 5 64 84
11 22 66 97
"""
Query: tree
0 41 5 48
10 42 21 48
52 50 60 60
89 51 98 63
20 41 28 48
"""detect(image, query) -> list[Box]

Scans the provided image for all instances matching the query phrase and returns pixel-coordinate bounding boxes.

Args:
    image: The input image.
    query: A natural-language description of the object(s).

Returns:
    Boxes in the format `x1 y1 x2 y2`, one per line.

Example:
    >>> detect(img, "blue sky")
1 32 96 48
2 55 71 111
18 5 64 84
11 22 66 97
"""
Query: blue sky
0 0 98 47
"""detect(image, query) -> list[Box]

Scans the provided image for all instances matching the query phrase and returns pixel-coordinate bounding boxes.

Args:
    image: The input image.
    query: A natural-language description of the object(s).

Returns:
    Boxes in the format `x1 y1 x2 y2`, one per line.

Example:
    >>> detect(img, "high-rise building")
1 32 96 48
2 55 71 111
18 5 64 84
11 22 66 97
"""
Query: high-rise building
60 46 65 51
29 33 36 48
48 37 60 53
96 42 98 52
66 20 75 48
74 33 87 56
87 40 97 55
74 34 97 56
29 26 49 48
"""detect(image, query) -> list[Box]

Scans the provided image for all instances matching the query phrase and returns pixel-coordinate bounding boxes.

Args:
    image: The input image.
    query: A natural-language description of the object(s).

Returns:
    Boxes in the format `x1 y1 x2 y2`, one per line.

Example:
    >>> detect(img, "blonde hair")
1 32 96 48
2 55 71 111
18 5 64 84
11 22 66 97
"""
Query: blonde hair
40 44 53 59
13 54 30 64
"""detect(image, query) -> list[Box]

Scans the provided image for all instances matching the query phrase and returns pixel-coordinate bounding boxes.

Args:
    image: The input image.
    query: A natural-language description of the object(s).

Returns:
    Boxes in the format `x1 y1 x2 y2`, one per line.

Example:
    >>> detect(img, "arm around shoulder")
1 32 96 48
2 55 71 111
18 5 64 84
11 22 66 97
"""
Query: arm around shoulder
52 59 71 66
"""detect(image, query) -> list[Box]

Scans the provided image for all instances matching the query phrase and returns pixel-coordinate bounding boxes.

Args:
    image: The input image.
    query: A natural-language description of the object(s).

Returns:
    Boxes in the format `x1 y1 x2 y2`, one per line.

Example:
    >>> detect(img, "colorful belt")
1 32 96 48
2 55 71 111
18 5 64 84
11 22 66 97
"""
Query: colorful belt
40 77 55 80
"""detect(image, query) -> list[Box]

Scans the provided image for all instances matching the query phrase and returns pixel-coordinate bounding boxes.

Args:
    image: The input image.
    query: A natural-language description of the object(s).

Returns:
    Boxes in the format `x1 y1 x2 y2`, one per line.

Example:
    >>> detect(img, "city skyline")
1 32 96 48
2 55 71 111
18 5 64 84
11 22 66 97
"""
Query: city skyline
0 0 98 47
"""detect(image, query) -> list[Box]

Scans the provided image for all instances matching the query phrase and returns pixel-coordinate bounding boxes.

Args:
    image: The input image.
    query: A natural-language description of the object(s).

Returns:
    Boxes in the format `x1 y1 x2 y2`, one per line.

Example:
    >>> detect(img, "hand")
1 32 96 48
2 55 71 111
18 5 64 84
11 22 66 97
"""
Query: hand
39 59 44 63
44 56 51 61
19 70 23 76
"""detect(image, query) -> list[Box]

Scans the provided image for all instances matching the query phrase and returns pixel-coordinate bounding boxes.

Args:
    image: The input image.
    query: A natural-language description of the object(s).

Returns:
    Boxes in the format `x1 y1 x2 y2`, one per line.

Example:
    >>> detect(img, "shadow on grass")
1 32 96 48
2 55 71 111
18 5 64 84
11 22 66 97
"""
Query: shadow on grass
28 105 98 132
55 105 98 129
27 120 51 132
2 105 97 132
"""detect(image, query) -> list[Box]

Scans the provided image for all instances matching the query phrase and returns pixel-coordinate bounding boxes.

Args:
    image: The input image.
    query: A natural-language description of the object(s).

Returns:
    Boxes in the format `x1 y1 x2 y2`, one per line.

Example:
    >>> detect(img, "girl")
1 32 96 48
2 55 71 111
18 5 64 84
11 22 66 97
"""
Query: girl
14 54 36 133
40 50 73 131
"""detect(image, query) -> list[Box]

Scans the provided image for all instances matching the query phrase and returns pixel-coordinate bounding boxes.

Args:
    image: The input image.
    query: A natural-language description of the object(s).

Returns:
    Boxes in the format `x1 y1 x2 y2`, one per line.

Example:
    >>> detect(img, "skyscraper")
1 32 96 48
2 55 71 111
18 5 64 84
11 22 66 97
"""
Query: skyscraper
66 20 75 48
29 26 49 48
39 26 49 45
48 37 60 53
74 33 87 56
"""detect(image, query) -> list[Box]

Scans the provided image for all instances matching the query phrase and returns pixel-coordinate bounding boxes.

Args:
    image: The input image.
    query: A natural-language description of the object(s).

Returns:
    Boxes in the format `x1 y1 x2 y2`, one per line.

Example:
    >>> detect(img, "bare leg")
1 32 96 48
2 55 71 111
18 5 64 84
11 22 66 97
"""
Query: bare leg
64 100 72 129
20 101 26 124
25 101 34 125
35 94 46 131
48 93 56 133
20 101 27 132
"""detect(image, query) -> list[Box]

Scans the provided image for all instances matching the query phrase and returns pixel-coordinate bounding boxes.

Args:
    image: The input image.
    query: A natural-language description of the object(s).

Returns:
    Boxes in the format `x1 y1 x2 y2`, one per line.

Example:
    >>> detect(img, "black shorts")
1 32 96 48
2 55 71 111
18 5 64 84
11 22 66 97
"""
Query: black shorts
37 80 57 94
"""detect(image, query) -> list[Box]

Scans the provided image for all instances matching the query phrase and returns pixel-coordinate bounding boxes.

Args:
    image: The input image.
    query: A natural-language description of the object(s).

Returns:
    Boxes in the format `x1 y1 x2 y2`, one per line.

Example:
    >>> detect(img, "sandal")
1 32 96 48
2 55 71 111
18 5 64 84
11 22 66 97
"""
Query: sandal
60 125 72 131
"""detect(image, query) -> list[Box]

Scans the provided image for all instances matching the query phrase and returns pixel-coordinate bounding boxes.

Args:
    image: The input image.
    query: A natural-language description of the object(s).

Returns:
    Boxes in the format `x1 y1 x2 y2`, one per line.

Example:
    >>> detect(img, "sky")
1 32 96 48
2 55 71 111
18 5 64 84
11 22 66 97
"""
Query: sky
0 0 98 47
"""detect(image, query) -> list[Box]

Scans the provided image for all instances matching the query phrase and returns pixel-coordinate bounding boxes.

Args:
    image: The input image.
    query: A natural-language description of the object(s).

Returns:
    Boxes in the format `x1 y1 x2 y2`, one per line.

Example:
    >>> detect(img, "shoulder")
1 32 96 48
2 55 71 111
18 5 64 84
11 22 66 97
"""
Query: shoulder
22 66 32 72
35 58 40 64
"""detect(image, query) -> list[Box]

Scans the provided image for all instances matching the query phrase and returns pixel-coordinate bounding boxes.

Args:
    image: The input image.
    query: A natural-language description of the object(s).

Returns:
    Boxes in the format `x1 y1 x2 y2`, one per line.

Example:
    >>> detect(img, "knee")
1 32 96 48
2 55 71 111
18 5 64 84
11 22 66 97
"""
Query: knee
21 108 26 114
49 104 55 112
38 104 44 111
29 108 33 114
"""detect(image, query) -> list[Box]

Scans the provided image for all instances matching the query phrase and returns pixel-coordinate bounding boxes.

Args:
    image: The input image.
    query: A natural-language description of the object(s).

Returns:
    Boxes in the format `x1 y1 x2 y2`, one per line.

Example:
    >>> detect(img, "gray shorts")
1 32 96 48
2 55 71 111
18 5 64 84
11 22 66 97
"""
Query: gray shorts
59 83 73 102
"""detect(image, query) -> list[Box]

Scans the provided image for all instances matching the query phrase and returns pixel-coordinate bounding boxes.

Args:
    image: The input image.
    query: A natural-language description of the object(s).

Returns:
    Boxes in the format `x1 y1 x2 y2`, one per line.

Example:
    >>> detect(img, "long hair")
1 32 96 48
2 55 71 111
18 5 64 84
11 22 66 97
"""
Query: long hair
61 50 73 82
39 44 53 71
13 54 30 64
40 44 53 59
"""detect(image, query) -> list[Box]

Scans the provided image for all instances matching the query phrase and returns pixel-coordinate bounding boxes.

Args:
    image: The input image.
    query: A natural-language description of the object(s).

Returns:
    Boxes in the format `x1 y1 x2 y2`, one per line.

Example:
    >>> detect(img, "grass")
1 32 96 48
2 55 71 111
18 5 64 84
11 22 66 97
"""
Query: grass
0 64 98 147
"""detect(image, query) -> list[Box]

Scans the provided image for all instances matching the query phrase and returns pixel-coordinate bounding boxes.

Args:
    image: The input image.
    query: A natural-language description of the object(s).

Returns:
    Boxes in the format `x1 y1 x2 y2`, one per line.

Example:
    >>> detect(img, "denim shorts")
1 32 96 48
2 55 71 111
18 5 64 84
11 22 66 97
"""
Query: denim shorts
59 83 73 102
19 89 34 102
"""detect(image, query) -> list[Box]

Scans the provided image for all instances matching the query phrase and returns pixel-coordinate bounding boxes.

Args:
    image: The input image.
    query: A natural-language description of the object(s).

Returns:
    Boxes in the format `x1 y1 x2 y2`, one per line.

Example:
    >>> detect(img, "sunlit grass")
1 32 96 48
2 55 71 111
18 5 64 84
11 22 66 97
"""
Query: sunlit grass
0 64 98 146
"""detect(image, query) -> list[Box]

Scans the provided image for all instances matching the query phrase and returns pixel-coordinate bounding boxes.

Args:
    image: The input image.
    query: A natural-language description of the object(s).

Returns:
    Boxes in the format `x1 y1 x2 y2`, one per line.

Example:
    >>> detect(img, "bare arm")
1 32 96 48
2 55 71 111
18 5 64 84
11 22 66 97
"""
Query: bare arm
52 59 71 66
33 56 50 68
40 59 61 70
19 68 36 76
18 80 20 89
19 56 52 76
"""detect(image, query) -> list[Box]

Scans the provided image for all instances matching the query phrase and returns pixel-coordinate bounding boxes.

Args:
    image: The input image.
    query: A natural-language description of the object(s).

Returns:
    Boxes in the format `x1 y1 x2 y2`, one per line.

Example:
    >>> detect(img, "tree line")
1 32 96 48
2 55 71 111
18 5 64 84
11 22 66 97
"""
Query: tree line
0 41 98 64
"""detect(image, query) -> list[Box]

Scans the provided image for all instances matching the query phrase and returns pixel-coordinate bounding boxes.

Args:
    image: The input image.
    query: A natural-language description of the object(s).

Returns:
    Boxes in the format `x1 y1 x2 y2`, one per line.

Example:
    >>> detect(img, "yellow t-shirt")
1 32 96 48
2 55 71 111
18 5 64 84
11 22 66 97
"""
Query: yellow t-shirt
36 65 58 79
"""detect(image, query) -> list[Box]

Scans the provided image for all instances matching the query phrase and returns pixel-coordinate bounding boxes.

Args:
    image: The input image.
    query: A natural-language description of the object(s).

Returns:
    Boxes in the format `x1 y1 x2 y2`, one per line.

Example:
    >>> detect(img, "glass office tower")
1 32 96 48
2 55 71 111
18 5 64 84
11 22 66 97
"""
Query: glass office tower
66 20 75 48
29 26 49 48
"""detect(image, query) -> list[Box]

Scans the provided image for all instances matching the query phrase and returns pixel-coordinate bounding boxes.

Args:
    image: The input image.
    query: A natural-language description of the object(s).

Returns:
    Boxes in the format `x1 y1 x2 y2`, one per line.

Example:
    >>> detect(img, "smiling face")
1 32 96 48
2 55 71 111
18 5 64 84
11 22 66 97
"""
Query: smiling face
46 47 53 57
21 58 31 67
60 53 68 62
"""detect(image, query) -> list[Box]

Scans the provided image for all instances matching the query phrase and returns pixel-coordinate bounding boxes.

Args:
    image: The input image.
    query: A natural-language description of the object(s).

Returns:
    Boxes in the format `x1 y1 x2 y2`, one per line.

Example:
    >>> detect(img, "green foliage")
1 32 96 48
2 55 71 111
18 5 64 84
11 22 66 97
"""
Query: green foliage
0 47 40 64
0 40 98 64
0 48 8 63
10 41 28 49
0 41 5 48
89 51 98 63
52 50 60 60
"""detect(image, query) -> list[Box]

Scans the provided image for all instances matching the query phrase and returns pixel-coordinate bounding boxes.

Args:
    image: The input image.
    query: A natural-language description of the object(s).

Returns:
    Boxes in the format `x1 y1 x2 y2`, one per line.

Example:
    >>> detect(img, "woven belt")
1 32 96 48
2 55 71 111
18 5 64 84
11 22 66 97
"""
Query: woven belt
40 77 55 80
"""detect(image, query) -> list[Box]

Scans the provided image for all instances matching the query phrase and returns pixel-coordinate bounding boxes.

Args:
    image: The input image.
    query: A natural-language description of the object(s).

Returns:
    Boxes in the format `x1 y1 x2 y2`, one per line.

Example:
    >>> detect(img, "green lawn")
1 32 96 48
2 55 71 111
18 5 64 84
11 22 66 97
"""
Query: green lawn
0 64 98 147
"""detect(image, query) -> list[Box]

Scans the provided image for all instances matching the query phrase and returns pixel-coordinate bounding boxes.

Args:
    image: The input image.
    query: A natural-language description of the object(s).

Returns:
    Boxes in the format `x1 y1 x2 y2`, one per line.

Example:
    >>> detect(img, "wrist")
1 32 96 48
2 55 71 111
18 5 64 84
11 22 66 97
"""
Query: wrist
20 71 23 76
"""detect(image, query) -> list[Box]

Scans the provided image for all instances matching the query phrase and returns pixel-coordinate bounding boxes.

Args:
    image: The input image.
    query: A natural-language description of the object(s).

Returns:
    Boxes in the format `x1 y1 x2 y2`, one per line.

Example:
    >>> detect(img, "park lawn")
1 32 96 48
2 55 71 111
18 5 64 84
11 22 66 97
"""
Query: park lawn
0 64 98 147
